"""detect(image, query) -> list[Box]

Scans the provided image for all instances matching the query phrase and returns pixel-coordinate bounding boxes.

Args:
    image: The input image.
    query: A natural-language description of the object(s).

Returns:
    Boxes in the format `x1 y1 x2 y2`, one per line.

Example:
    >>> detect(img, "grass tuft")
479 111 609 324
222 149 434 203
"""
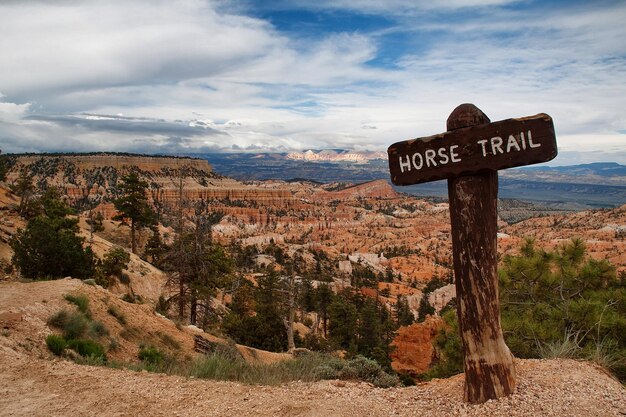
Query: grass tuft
46 334 66 356
107 306 127 325
64 294 91 318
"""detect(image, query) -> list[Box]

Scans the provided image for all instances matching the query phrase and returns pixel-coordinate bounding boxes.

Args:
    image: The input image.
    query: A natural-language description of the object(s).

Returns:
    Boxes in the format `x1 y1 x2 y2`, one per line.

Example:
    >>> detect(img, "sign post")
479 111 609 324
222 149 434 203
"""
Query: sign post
388 103 557 403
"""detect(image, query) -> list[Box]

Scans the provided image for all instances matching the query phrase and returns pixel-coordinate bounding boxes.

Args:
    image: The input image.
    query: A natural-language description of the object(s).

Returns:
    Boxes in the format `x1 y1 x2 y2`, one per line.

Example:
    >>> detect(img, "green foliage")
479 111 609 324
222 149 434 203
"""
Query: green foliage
148 351 399 387
138 345 165 366
47 309 89 340
64 294 90 317
113 172 155 254
46 334 67 356
144 227 166 266
417 293 435 322
100 247 131 278
67 339 106 360
86 211 104 239
325 289 397 370
10 188 95 279
107 305 127 325
328 297 358 348
223 269 287 352
395 295 414 326
0 150 7 182
11 168 35 216
89 321 109 338
427 238 626 381
421 309 463 380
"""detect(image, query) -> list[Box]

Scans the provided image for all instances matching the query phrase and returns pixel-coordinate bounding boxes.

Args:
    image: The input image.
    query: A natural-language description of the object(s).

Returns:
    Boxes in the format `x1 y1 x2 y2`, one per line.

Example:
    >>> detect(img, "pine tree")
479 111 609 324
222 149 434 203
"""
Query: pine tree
395 295 415 326
10 188 95 279
11 168 35 216
113 172 155 254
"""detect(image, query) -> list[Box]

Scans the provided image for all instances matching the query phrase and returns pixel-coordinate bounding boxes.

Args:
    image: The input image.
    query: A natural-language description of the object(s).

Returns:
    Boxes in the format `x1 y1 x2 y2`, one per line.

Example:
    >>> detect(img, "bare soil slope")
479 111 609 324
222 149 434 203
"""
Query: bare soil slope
0 347 625 417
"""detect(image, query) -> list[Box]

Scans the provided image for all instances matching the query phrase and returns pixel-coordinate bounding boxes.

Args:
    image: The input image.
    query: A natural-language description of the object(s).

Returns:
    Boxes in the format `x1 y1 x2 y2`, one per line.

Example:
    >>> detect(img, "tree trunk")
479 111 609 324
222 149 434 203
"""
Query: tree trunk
179 277 185 320
446 103 516 404
130 219 136 254
190 294 197 326
285 280 296 352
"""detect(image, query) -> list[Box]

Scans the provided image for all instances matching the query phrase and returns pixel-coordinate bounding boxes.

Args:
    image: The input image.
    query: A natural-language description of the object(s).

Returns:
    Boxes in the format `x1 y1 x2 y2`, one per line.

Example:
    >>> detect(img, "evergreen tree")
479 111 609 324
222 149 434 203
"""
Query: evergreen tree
428 238 626 381
113 172 155 254
144 227 166 266
86 210 104 242
0 150 7 182
10 188 95 279
314 283 334 337
395 295 415 326
11 168 35 216
328 295 358 349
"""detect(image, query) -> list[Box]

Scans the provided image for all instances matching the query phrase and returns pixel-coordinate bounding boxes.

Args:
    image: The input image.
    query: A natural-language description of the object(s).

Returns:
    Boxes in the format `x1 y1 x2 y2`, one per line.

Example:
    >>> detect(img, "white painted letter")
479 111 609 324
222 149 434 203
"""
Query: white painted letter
528 130 541 148
412 153 423 170
399 155 411 173
425 149 437 167
438 147 450 164
520 131 527 150
506 135 521 152
450 145 461 162
477 140 489 157
491 136 504 155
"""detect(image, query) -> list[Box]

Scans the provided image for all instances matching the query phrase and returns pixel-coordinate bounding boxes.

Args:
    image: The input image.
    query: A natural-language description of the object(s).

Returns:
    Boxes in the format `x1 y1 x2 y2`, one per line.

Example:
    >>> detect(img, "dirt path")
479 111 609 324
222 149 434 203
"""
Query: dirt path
1 345 625 417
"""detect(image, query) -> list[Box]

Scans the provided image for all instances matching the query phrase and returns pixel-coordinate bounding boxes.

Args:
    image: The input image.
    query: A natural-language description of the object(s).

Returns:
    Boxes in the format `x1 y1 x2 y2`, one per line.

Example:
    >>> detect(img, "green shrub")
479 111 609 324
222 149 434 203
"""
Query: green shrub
48 309 88 340
67 339 106 360
157 332 181 350
64 294 90 317
138 345 164 366
47 309 70 328
340 356 400 387
89 321 109 338
83 279 96 286
109 337 120 351
46 334 66 356
101 247 130 277
107 306 126 325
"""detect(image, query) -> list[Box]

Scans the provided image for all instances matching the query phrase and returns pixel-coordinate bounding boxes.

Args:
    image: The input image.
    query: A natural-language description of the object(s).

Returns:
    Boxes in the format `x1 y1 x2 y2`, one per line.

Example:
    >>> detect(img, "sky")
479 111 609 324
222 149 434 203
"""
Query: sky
0 0 625 166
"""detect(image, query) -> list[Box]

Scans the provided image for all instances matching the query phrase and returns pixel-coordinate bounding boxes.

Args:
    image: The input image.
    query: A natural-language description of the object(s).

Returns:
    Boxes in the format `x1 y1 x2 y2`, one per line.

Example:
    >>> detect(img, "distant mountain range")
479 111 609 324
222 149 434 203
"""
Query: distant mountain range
286 149 387 163
190 152 626 208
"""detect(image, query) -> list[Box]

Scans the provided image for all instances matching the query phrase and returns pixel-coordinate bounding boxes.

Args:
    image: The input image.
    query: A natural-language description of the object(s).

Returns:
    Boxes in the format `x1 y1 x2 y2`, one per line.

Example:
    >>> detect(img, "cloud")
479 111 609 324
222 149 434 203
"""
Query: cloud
0 0 624 165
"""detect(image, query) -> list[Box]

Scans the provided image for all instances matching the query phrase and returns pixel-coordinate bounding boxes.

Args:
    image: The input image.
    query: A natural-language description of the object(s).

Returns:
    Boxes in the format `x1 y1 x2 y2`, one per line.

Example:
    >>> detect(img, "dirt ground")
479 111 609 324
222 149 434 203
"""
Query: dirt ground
1 279 626 417
0 346 624 417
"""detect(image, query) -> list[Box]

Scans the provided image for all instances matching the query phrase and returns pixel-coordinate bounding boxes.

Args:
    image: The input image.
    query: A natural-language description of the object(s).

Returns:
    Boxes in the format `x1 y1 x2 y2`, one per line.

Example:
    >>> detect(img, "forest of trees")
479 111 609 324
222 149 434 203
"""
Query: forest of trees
5 162 625 382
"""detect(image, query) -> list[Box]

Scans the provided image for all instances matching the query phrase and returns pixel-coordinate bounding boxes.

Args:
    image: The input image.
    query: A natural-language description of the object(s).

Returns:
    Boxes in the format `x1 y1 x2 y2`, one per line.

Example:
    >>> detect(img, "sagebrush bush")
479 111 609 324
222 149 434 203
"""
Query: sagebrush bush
138 345 165 366
48 309 89 340
64 294 90 317
67 339 106 360
89 321 109 338
46 334 66 356
107 306 126 325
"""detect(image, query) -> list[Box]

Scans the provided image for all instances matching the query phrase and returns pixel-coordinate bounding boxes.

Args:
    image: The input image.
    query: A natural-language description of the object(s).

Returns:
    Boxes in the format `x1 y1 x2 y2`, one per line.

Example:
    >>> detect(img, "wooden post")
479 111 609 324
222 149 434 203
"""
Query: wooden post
446 103 516 403
388 103 556 403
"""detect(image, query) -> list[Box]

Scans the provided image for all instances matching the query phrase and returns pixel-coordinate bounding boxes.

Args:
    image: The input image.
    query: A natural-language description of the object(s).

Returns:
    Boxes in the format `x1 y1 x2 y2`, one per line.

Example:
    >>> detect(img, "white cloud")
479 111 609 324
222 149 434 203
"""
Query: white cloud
0 0 625 164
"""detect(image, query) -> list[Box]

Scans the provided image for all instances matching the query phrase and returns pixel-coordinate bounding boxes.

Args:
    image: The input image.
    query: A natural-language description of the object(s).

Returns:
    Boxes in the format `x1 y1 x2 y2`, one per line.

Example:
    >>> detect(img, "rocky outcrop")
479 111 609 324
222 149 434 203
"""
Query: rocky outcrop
313 180 399 201
390 316 444 377
12 154 212 173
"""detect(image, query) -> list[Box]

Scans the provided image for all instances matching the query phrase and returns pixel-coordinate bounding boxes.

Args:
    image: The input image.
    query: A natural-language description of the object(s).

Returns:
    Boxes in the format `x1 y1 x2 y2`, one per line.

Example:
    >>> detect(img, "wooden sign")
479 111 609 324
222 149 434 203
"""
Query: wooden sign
388 113 557 185
386 104 558 404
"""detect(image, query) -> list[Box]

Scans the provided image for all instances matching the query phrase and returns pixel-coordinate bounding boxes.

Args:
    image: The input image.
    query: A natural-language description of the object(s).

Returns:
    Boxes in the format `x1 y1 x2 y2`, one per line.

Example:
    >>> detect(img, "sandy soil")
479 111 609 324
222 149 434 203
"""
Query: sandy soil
0 346 624 417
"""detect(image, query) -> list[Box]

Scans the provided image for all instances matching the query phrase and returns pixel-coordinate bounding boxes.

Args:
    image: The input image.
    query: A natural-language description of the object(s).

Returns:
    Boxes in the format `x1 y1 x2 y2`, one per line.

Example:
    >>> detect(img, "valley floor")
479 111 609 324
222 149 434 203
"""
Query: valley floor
1 346 624 417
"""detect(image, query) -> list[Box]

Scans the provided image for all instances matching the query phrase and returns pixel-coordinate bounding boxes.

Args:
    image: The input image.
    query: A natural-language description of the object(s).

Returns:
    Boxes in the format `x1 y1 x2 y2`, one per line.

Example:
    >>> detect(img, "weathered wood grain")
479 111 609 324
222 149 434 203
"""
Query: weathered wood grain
388 113 557 185
446 103 516 403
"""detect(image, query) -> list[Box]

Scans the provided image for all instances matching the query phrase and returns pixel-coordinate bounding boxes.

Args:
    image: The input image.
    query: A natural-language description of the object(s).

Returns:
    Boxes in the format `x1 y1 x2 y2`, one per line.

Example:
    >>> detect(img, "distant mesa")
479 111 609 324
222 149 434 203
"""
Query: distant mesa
286 149 387 163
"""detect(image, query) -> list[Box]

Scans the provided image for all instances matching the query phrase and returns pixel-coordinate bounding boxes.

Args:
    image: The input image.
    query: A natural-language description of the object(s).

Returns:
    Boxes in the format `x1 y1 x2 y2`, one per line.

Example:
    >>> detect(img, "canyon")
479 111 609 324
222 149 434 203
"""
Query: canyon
1 153 625 380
